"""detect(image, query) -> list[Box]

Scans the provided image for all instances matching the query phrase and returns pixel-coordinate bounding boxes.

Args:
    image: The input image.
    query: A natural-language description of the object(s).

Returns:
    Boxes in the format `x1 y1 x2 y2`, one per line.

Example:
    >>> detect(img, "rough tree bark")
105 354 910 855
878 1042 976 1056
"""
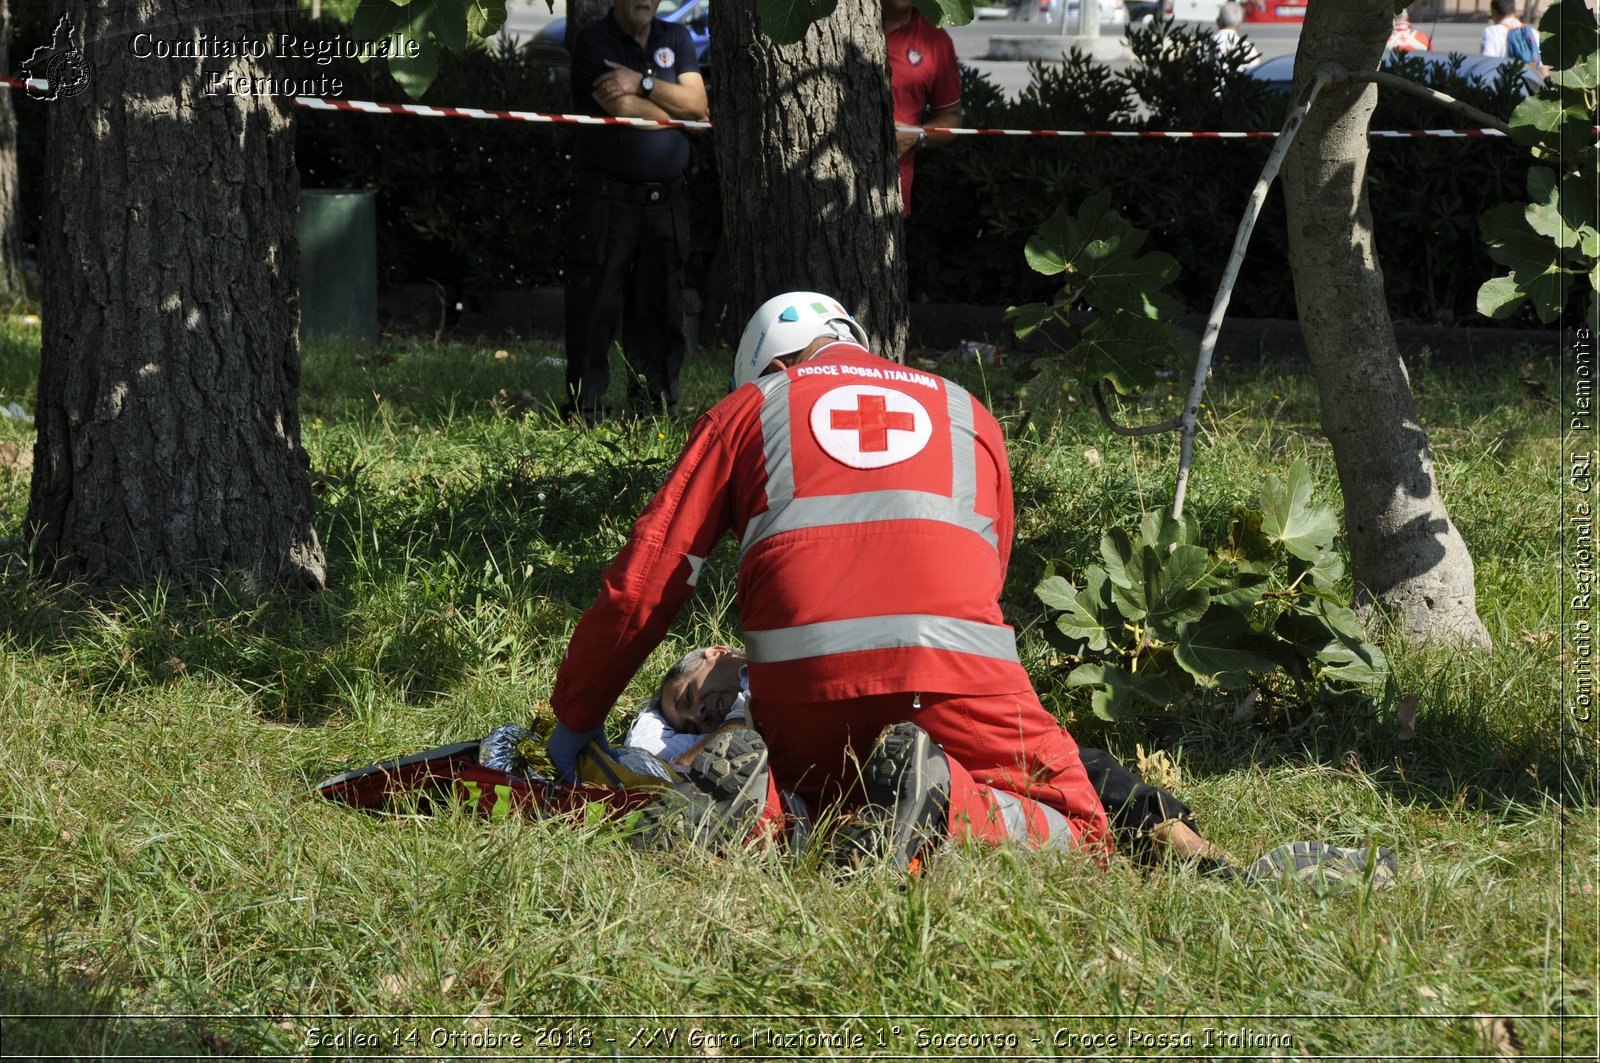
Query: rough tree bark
565 0 612 51
0 0 26 300
709 0 909 360
1282 0 1490 649
28 0 326 590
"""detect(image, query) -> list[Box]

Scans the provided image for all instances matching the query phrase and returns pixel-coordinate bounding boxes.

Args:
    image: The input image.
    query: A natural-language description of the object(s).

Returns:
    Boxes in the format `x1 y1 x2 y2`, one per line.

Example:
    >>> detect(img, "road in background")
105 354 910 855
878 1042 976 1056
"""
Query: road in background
500 2 1491 104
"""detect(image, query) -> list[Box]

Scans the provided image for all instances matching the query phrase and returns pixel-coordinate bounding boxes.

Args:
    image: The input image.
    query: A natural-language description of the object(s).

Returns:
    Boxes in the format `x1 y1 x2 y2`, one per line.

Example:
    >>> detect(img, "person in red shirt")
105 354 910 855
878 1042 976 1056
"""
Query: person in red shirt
546 292 1112 866
883 0 961 216
1387 9 1432 52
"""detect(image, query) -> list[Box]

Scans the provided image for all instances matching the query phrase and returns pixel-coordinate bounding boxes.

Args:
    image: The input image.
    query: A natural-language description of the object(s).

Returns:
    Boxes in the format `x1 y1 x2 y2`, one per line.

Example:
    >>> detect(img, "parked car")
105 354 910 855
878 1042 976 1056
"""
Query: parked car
534 0 712 66
1127 1 1233 26
1029 0 1129 24
1242 0 1307 23
1246 49 1544 96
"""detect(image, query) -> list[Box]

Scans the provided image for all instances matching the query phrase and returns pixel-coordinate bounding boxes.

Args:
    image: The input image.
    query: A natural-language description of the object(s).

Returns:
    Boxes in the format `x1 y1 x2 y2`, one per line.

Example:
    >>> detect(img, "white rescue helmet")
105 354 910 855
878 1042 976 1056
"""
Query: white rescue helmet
731 291 869 390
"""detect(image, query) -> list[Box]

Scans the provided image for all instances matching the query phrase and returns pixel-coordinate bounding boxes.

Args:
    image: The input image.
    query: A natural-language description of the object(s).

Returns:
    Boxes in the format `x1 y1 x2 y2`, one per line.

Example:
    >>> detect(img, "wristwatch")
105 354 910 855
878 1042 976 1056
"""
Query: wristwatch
639 74 656 97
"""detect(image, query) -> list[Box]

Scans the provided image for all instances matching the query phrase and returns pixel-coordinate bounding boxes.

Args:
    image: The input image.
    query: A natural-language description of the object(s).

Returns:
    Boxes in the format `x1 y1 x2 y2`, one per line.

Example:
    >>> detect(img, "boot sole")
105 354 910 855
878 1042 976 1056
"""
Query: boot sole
832 722 950 869
630 729 769 851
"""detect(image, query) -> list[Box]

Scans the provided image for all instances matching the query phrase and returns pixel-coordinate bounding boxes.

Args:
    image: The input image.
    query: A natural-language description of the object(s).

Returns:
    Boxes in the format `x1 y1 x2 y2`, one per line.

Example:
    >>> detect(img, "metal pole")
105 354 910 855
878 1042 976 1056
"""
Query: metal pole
1074 0 1099 37
1171 66 1333 519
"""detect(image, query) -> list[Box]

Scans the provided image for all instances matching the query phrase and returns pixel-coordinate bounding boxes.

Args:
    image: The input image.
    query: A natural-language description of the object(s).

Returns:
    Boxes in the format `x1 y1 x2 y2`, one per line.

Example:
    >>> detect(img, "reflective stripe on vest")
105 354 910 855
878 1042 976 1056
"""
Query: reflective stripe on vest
744 613 1020 664
740 367 999 555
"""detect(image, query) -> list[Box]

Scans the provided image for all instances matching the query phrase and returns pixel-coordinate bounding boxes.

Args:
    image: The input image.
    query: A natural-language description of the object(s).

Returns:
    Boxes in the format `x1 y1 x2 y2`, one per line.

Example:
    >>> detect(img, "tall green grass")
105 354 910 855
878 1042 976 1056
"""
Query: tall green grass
0 323 1592 1059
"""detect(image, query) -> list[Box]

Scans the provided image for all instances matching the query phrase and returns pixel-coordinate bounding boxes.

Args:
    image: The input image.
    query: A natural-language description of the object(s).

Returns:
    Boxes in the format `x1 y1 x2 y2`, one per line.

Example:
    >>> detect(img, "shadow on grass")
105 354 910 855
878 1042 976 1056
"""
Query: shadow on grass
311 426 677 607
0 562 480 726
1067 682 1594 817
0 942 279 1059
0 424 684 723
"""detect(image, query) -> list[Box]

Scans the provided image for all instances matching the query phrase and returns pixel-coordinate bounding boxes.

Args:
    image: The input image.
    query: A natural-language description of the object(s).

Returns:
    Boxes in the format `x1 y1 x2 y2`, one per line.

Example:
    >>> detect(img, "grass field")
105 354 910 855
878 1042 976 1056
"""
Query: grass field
0 321 1593 1060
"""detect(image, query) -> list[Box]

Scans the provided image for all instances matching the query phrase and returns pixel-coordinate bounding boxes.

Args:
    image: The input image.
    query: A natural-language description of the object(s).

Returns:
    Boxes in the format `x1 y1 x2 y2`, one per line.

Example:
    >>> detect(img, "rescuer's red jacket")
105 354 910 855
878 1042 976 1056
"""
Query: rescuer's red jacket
551 342 1034 733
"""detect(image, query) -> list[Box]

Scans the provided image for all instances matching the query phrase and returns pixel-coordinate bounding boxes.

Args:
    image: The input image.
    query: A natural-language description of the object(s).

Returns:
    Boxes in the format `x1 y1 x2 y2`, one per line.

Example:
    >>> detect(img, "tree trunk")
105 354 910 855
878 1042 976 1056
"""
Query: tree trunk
565 0 612 51
28 0 326 591
0 0 26 300
1282 0 1489 649
709 0 909 360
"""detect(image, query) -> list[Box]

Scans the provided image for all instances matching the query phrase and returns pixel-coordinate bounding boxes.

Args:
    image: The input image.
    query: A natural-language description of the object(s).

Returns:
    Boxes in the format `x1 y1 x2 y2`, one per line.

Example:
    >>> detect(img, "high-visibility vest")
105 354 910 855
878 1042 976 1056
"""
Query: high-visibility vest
734 344 1033 703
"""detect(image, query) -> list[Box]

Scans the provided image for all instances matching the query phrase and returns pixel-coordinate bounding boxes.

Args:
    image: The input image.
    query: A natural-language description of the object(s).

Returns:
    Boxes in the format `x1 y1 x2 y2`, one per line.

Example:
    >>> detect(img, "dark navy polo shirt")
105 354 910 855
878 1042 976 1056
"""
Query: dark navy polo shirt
571 14 700 184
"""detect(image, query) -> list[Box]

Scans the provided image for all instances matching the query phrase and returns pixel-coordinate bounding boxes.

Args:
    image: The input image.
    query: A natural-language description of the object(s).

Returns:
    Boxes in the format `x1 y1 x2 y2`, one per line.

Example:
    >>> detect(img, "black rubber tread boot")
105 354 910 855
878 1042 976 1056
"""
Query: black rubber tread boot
830 721 951 872
629 728 770 852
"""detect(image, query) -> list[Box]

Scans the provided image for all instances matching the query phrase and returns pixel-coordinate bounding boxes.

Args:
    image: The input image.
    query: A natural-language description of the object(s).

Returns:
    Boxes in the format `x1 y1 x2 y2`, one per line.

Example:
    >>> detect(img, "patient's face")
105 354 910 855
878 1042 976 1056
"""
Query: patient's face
661 648 745 735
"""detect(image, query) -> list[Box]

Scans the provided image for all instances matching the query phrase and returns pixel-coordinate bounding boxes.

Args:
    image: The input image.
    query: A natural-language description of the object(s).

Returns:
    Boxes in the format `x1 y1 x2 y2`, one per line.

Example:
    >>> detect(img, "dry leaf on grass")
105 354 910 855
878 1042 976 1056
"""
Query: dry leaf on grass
0 441 32 474
1087 943 1144 981
492 388 540 417
1233 688 1260 723
1518 362 1549 402
1471 1015 1522 1058
1083 447 1102 468
378 971 455 1002
1135 744 1182 794
377 972 409 999
1396 693 1419 743
465 998 497 1033
1105 944 1139 969
689 1027 721 1057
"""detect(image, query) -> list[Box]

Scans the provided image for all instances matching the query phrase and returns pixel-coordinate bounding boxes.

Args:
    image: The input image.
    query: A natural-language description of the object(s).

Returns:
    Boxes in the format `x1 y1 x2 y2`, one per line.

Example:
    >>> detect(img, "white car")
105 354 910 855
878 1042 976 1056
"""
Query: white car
1019 0 1130 25
1246 49 1545 96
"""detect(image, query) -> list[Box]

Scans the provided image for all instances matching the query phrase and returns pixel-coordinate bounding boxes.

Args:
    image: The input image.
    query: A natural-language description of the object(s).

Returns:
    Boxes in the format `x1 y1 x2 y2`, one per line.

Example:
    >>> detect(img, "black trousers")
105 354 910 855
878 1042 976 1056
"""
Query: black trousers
1079 747 1197 853
563 175 689 416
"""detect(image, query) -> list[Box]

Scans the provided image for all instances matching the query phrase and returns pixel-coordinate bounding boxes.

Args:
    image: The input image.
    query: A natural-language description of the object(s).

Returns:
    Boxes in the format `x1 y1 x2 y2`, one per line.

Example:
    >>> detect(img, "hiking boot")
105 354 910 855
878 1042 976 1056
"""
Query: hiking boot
629 728 770 852
1244 840 1397 889
830 721 951 872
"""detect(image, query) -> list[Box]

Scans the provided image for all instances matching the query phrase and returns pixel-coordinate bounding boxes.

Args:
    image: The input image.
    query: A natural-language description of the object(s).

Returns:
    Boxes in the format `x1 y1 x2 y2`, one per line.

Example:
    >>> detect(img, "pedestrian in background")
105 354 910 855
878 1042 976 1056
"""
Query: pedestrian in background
1480 0 1533 59
883 0 961 217
563 0 708 422
1387 8 1432 52
1211 3 1260 69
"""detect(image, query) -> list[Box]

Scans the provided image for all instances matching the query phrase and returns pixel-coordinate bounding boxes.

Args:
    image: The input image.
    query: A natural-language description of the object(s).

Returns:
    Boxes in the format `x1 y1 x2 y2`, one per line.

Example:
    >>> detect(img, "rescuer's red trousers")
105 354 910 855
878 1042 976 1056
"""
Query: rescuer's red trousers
751 689 1112 856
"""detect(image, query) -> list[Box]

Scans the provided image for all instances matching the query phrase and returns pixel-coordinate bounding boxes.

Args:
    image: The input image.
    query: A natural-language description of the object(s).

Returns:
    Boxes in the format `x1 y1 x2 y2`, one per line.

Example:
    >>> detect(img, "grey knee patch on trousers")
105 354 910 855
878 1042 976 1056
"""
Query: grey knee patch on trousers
992 790 1074 848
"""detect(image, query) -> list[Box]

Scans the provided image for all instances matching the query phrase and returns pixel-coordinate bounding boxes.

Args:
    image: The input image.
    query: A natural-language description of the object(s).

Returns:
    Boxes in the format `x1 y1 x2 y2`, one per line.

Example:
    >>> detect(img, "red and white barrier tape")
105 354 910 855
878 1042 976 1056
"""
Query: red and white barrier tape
8 77 1592 139
293 96 1516 138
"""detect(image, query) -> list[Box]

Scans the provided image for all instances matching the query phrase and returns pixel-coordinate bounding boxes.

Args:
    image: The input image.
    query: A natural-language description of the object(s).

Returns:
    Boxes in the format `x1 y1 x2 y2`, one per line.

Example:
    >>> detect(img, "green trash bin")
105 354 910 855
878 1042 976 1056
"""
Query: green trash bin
299 189 378 344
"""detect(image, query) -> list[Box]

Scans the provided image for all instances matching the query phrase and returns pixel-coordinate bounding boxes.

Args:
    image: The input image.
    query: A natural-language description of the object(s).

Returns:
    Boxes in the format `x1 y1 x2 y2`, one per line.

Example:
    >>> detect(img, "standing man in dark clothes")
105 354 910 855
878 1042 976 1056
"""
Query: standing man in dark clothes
563 0 708 422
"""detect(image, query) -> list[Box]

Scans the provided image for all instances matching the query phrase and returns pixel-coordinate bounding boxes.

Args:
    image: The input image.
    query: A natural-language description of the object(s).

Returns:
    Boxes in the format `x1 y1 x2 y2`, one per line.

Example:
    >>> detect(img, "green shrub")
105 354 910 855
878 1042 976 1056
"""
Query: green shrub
1476 0 1599 330
1037 465 1387 724
910 21 1534 326
3 14 1535 326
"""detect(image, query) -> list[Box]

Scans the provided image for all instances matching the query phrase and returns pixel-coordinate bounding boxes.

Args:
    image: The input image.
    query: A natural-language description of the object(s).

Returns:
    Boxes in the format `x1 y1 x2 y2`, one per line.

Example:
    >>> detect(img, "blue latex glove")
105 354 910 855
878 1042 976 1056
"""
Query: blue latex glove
547 722 609 784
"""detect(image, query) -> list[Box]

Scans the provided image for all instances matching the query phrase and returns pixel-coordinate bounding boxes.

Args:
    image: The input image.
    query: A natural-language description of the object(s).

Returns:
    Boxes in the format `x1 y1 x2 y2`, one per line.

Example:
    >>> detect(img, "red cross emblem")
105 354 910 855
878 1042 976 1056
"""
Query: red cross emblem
809 384 933 470
830 393 916 452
